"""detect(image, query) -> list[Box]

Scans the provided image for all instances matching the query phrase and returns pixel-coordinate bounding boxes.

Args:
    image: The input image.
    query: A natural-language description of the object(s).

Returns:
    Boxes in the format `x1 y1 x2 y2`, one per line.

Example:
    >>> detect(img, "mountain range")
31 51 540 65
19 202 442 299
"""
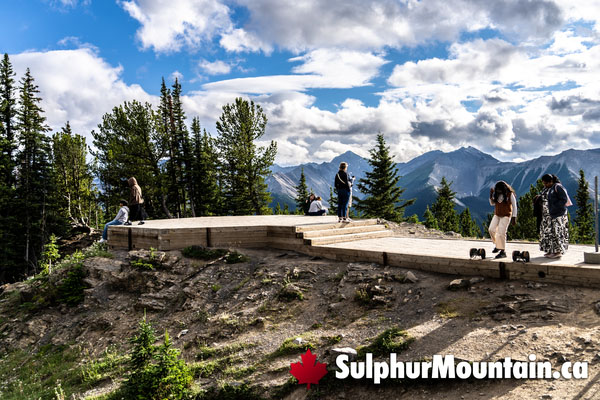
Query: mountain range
267 146 600 224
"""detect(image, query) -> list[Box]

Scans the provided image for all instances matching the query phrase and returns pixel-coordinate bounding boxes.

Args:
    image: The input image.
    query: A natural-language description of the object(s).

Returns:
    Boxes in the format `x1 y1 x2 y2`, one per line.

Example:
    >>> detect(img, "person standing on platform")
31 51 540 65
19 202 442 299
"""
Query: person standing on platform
127 177 146 225
334 162 353 223
539 174 571 258
488 180 517 259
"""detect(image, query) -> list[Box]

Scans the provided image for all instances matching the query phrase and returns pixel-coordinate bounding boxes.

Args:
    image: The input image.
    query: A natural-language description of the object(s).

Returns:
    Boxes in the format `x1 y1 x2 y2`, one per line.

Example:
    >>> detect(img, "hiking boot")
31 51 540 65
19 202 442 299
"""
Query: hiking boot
99 238 106 244
343 218 353 223
138 221 145 225
492 247 499 253
494 250 507 259
124 221 132 226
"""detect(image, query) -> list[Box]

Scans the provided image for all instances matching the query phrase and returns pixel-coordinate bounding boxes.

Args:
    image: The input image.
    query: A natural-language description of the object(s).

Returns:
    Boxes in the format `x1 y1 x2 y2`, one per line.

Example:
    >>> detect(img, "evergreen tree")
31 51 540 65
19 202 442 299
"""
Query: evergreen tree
295 167 309 214
328 186 338 216
53 122 95 226
274 202 282 215
423 205 439 230
190 118 221 216
406 214 420 224
459 207 481 237
15 68 54 276
0 54 18 282
170 78 192 217
574 169 594 244
430 177 459 232
92 100 172 219
510 180 544 241
283 203 290 215
354 134 415 222
215 98 277 215
0 53 17 189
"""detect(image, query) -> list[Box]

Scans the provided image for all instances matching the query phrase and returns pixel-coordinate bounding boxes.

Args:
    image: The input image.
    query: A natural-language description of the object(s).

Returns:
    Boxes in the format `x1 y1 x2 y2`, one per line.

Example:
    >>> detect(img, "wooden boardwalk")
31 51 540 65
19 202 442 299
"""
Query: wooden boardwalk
108 216 600 287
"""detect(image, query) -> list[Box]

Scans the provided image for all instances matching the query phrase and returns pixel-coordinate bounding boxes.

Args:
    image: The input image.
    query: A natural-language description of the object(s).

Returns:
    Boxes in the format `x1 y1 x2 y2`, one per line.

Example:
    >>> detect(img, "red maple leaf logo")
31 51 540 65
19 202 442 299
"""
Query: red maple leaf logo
290 349 328 389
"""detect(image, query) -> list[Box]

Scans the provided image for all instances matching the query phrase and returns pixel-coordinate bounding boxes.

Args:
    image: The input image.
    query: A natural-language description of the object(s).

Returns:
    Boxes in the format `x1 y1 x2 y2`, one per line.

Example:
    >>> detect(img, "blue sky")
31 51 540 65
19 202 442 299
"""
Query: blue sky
2 0 600 165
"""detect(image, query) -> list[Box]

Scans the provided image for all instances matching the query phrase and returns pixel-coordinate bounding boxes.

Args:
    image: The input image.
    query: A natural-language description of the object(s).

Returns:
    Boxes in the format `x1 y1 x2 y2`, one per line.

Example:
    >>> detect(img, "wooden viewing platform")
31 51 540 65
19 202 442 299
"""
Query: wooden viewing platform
108 215 600 287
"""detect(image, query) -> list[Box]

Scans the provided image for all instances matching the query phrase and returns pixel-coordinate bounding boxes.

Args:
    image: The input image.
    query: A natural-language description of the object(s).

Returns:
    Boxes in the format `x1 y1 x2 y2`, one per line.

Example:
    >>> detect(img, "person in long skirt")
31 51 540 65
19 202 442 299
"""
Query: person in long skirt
539 174 571 258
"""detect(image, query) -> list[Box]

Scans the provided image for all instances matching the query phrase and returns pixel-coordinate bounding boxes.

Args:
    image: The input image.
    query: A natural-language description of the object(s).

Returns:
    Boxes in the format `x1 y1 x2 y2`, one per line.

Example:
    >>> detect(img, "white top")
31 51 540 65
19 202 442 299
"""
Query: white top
489 192 518 217
309 200 326 213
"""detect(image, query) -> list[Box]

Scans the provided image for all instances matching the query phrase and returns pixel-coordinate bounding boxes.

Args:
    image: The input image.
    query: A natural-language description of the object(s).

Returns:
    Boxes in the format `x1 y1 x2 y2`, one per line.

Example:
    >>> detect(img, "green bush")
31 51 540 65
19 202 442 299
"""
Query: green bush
357 327 414 358
182 246 228 260
58 263 86 306
120 316 192 400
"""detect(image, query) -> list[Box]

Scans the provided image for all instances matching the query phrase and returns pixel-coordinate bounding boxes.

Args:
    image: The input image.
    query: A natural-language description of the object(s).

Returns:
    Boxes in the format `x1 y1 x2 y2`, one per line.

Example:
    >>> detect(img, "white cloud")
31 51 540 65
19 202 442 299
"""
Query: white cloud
119 0 231 52
203 49 387 93
10 48 155 143
169 70 184 82
199 59 232 75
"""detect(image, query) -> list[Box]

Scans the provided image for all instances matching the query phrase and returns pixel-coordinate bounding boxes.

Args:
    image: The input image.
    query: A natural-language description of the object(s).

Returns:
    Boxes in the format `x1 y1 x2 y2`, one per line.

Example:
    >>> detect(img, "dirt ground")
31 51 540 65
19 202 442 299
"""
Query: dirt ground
1 227 600 399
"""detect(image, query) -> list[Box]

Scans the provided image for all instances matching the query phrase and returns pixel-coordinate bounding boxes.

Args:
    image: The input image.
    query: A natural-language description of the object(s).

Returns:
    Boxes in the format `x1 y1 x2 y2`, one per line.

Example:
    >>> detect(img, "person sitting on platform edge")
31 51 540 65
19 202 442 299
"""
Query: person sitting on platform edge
99 200 129 244
303 193 316 215
308 196 328 216
488 180 517 259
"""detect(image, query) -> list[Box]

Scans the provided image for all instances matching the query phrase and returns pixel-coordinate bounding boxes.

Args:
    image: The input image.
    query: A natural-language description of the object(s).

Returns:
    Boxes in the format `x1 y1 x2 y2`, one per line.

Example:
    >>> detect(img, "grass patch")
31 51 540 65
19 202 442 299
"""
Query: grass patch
266 336 316 359
182 246 228 260
130 258 155 270
80 346 129 385
435 297 488 319
223 365 256 379
58 263 86 306
211 284 221 293
196 343 257 361
224 251 249 264
83 242 114 259
0 344 89 400
194 382 262 400
321 335 343 346
354 288 371 305
357 327 414 359
233 277 250 291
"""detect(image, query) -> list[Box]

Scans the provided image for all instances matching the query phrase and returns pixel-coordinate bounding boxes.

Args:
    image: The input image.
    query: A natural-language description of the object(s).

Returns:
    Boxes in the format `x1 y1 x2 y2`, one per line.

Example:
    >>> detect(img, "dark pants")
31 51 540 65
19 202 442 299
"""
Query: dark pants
308 210 326 216
129 204 146 221
337 189 350 218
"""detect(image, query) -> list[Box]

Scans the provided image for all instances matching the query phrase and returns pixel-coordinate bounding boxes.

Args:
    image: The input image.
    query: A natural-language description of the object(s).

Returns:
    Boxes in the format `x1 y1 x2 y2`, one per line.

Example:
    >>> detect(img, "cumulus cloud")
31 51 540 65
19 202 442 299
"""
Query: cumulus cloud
10 48 155 142
198 59 232 75
120 0 231 52
121 0 566 55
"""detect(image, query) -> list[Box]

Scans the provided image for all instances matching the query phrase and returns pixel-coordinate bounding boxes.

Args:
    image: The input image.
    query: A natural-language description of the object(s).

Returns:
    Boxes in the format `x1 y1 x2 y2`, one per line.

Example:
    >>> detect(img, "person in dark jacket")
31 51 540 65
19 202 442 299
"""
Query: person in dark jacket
127 177 146 225
488 181 517 259
334 162 353 222
539 174 571 258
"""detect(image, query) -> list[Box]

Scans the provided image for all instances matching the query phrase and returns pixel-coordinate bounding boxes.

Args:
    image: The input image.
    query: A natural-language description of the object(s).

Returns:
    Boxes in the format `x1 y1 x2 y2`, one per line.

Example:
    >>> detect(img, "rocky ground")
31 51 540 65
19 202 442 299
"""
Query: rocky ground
1 226 600 399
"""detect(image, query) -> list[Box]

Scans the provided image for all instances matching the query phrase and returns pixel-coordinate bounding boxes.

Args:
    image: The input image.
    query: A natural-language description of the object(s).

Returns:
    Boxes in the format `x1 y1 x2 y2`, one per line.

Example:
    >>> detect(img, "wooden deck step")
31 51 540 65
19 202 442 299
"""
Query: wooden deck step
295 219 379 233
306 230 393 246
301 224 387 238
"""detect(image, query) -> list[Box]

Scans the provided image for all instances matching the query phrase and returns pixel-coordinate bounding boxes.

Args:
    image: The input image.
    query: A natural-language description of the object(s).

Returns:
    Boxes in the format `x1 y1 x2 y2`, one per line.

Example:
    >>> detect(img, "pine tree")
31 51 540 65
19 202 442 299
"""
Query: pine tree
430 177 459 232
459 207 481 238
0 53 17 189
295 167 309 214
215 98 277 215
190 118 220 216
53 122 95 226
170 78 192 217
0 54 18 282
92 100 172 219
328 186 338 216
423 205 439 230
14 68 54 276
354 134 415 222
574 169 594 244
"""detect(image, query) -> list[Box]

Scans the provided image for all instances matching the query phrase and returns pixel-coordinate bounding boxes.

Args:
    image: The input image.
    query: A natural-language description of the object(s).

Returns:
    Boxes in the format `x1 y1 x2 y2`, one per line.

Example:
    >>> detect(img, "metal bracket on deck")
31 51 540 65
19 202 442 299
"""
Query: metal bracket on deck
498 262 508 280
